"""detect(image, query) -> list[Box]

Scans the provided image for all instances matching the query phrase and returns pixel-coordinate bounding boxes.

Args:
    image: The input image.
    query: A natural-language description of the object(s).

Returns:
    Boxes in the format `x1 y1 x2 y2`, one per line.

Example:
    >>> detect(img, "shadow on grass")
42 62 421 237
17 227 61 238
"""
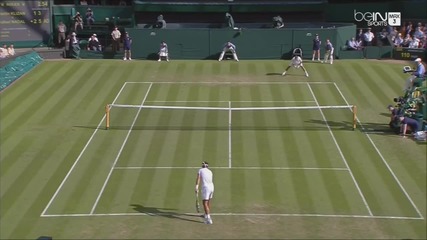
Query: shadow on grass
265 72 282 76
130 204 202 223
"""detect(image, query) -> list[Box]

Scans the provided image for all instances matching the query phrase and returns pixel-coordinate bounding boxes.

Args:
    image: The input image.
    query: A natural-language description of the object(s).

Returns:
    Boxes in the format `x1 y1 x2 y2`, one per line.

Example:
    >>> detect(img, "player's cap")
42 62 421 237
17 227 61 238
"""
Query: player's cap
71 32 76 36
93 33 97 36
387 104 393 109
414 58 422 62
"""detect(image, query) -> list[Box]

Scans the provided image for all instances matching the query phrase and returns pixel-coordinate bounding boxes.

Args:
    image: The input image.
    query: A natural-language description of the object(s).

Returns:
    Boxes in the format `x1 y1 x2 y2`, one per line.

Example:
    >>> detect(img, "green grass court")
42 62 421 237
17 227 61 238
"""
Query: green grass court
0 59 426 239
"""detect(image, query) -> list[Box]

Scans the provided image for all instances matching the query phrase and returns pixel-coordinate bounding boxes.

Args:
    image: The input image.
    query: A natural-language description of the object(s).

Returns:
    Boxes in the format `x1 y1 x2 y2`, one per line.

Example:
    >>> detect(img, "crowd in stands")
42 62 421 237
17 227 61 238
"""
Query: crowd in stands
346 21 427 50
0 44 16 59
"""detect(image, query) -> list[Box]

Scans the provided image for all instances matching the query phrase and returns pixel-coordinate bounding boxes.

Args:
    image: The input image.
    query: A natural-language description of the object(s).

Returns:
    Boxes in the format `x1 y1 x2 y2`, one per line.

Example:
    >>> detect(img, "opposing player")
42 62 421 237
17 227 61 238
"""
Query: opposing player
195 161 214 224
158 41 169 62
282 53 309 77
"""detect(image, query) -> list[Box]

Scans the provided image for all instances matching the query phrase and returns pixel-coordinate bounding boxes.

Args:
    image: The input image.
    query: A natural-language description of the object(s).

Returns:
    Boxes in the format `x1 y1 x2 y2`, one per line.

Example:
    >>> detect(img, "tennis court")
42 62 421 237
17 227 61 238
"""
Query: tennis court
40 81 421 220
1 60 425 239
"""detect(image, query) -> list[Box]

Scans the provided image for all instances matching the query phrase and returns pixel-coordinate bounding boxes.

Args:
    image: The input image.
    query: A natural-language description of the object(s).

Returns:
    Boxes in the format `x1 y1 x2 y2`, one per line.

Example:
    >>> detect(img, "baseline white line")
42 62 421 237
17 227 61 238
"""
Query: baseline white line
40 212 424 220
89 83 153 214
144 100 316 103
333 82 424 219
228 101 232 168
113 166 349 170
306 83 373 216
124 81 335 84
40 82 132 217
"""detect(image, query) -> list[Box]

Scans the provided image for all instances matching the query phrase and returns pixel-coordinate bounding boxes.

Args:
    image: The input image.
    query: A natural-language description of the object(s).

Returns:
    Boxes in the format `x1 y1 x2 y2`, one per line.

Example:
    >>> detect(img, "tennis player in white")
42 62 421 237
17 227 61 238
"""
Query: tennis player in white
195 161 214 224
282 55 309 77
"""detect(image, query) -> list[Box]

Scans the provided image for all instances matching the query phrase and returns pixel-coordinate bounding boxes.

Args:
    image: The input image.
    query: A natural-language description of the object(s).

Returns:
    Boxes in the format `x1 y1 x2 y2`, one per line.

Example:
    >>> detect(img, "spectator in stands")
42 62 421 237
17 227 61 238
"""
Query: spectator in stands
312 34 321 61
0 44 8 58
156 14 166 29
402 34 411 47
85 8 95 29
87 34 102 51
218 41 239 61
119 0 127 6
7 44 15 56
356 28 365 46
80 0 88 5
347 37 361 50
123 32 132 60
73 12 83 32
393 33 403 47
272 15 284 29
413 26 425 40
69 32 81 59
225 13 235 29
405 22 413 36
378 28 389 46
399 116 420 138
57 21 67 48
363 28 375 46
409 38 420 48
111 26 121 52
322 39 334 64
158 41 169 62
388 26 399 41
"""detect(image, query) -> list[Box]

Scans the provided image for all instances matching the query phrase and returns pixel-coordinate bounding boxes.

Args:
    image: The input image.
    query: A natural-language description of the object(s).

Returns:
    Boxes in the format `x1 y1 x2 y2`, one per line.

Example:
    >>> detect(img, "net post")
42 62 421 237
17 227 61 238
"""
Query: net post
106 104 110 130
352 105 357 130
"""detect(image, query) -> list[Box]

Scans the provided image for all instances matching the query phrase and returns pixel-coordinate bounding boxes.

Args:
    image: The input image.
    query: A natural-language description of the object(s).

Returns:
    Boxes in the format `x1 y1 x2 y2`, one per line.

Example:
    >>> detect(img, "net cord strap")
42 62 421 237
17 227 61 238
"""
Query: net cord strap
108 104 354 111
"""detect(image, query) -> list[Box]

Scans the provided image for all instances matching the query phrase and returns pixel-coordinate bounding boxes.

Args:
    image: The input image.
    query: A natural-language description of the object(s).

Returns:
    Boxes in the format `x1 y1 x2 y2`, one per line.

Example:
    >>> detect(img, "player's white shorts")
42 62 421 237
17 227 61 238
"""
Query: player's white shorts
201 186 214 200
159 50 168 57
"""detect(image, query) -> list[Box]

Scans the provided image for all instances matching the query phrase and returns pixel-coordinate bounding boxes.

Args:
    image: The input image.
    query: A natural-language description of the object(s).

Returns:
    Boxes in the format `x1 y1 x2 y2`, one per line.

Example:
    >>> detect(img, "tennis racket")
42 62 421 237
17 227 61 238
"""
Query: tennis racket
195 192 200 213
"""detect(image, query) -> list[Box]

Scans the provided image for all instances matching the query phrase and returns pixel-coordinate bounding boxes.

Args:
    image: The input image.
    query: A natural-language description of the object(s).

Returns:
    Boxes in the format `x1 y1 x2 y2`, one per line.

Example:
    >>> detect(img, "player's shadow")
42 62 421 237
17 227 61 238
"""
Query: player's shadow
265 72 282 76
130 204 202 223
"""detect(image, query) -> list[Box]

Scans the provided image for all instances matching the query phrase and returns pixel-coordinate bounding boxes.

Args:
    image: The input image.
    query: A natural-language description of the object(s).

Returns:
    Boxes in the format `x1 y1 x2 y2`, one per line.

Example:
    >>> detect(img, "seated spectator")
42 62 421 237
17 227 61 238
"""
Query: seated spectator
85 8 95 28
363 28 375 46
347 37 362 50
0 44 8 58
158 41 169 62
73 12 83 32
409 38 420 48
272 15 284 29
119 0 127 6
393 33 403 47
69 32 81 59
218 41 239 61
80 0 88 5
155 14 166 29
356 29 365 46
402 34 411 47
413 26 425 40
7 44 15 56
388 26 399 41
87 34 102 51
87 33 99 42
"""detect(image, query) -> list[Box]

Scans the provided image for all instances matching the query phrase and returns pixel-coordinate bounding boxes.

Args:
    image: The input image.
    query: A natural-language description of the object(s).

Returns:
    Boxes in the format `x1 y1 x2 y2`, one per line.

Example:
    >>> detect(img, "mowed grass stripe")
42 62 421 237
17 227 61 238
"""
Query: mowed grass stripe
1 62 84 143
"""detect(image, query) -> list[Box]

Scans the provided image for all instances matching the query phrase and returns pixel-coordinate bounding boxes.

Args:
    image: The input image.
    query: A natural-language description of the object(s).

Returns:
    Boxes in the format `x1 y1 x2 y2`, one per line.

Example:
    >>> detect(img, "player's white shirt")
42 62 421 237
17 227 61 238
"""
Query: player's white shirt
198 167 214 200
290 56 303 68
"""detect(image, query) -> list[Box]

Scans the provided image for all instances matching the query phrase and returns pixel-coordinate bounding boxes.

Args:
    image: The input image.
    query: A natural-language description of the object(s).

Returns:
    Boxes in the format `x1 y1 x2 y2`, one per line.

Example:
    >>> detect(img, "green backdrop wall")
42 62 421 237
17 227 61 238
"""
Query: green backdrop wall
125 26 354 60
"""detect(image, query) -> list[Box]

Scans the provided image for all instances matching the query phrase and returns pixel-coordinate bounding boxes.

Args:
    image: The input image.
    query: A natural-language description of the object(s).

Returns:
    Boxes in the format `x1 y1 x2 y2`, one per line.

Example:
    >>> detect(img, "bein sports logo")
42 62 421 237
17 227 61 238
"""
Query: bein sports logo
354 10 401 27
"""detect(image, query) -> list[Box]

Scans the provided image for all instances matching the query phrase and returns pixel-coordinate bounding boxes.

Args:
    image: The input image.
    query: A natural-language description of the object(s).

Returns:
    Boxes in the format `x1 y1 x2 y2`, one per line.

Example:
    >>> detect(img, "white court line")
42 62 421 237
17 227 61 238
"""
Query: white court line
89 83 153 215
40 212 424 220
333 82 424 219
306 83 373 216
228 101 232 168
144 100 316 103
125 81 336 84
40 82 135 217
113 166 349 171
